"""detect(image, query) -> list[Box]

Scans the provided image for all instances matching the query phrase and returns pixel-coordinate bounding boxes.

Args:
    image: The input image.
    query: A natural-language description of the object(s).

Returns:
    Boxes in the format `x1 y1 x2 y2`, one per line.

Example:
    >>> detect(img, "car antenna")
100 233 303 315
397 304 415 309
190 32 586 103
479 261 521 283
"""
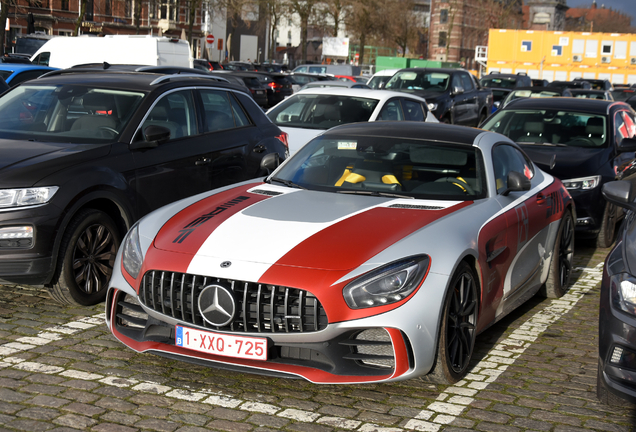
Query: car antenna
102 62 111 70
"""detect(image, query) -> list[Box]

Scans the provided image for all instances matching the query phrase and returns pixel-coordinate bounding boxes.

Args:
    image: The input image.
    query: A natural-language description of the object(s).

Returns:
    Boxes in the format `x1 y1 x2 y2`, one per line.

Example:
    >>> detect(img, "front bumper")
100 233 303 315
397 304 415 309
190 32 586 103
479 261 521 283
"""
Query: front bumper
598 244 636 403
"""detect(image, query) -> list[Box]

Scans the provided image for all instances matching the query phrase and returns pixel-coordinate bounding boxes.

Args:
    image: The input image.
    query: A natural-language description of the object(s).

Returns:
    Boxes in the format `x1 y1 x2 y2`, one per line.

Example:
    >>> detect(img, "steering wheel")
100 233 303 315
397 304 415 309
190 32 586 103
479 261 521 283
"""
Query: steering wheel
435 177 475 195
99 126 119 135
566 137 596 146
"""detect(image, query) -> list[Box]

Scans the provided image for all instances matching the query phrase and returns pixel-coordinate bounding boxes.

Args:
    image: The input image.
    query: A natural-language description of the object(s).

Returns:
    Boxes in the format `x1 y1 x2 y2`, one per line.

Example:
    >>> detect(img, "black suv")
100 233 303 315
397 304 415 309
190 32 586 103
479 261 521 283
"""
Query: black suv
480 71 532 89
0 65 288 305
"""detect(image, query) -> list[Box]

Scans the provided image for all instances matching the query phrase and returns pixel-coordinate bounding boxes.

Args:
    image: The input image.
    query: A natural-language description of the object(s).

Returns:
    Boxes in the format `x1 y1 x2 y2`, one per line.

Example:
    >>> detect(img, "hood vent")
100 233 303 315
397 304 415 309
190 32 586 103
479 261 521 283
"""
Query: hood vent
389 204 443 210
250 189 283 196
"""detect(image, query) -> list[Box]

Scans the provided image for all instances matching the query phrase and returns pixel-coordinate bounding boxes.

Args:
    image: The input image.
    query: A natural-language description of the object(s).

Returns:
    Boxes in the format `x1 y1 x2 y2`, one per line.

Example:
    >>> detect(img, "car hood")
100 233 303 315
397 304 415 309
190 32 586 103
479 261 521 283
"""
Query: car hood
0 139 111 187
149 183 470 279
519 145 610 180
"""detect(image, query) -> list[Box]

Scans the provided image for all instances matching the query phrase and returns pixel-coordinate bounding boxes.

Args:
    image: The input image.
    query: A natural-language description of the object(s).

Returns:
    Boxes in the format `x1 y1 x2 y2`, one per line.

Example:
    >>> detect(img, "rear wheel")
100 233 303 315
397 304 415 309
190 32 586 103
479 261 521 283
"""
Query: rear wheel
427 262 479 384
541 210 574 298
48 209 121 306
597 202 617 248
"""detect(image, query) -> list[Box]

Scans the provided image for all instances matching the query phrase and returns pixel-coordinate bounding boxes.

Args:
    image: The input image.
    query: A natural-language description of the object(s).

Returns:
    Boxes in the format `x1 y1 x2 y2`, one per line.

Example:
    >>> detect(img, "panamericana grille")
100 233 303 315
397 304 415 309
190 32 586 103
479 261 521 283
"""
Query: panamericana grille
139 271 328 333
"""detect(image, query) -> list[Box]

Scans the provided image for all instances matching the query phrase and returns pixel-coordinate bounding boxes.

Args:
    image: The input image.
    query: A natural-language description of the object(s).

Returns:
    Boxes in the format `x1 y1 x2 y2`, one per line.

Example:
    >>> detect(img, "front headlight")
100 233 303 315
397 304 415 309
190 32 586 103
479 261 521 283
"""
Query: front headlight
343 255 429 309
122 223 143 279
561 175 601 190
0 186 59 208
427 103 438 111
611 273 636 316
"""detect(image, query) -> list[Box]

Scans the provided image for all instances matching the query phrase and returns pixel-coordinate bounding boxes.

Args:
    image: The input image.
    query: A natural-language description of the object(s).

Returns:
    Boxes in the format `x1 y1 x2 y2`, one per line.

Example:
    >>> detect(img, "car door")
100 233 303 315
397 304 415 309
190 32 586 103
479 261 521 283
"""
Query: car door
460 72 479 124
131 88 213 215
450 73 469 124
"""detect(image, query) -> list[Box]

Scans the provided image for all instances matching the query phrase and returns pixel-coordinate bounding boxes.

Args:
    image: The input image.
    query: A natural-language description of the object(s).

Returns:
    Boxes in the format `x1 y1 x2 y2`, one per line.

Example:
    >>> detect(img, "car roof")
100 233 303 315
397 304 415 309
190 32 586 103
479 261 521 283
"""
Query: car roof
0 64 56 72
323 121 484 146
295 87 428 102
371 69 399 77
400 68 463 73
502 97 624 113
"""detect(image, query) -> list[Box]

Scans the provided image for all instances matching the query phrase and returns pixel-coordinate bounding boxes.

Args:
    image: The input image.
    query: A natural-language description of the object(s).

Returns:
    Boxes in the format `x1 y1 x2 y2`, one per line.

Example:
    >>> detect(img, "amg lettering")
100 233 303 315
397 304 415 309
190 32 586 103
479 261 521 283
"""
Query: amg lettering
172 195 250 243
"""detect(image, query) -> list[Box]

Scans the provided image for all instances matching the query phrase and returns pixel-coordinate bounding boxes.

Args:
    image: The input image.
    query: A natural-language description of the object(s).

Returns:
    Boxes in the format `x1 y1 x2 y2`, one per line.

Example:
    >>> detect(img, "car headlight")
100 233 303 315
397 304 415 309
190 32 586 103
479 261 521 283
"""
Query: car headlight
0 186 59 208
122 223 143 279
561 175 601 190
611 273 636 316
343 255 429 309
427 103 438 111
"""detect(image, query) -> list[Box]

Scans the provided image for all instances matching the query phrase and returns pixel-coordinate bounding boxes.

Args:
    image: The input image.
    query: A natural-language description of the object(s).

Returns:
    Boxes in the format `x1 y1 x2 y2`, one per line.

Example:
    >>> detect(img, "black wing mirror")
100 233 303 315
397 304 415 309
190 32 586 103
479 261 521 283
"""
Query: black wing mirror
502 171 531 196
602 181 636 212
130 125 171 150
618 137 636 152
260 152 280 173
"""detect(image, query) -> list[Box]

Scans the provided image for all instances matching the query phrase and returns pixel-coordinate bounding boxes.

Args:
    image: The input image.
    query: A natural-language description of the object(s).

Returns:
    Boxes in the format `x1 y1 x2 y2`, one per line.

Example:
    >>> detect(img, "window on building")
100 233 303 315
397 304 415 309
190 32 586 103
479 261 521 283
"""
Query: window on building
125 0 132 17
602 41 613 55
61 0 68 10
440 9 448 24
615 41 627 59
85 0 94 20
160 0 177 20
438 31 447 48
585 39 598 58
572 39 584 54
105 0 111 15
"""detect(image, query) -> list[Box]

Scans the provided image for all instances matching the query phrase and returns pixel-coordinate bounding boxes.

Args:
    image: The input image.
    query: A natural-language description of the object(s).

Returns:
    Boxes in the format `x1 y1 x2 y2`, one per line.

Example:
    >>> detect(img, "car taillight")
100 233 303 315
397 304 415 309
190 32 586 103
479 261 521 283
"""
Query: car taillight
268 82 283 90
275 132 289 148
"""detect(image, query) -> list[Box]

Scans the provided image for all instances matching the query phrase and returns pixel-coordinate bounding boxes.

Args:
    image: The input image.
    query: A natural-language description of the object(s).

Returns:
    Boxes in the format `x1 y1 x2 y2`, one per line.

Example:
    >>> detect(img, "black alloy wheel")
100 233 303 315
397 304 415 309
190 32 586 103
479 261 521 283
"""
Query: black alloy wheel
597 202 617 248
49 209 121 306
541 210 574 298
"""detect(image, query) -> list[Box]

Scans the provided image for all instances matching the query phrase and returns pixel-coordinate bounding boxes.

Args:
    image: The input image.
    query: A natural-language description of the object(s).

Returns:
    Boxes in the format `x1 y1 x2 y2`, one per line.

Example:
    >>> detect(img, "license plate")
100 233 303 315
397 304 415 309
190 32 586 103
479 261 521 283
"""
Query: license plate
257 90 264 94
175 325 267 360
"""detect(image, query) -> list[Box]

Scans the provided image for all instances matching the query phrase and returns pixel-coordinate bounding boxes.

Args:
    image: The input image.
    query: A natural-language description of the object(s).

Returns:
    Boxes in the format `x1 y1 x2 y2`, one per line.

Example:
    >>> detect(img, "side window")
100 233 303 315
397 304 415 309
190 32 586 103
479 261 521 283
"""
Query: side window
9 70 50 87
200 89 237 132
229 92 251 127
142 90 197 140
460 73 474 91
32 52 50 66
492 144 534 194
378 99 404 121
401 99 425 121
615 110 636 145
451 74 463 91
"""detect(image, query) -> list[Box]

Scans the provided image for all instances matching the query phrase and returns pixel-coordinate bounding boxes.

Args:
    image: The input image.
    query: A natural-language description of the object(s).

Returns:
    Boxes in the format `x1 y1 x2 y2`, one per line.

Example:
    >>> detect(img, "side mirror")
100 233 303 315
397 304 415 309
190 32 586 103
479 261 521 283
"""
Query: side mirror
502 171 531 196
603 181 636 212
493 101 501 109
130 125 171 150
452 86 464 95
260 152 280 173
618 137 636 152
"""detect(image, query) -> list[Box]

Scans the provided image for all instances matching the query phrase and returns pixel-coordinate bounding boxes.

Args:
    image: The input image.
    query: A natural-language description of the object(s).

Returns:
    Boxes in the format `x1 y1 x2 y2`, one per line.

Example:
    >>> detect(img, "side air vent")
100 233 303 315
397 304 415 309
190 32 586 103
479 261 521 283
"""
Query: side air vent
388 204 444 210
250 189 283 196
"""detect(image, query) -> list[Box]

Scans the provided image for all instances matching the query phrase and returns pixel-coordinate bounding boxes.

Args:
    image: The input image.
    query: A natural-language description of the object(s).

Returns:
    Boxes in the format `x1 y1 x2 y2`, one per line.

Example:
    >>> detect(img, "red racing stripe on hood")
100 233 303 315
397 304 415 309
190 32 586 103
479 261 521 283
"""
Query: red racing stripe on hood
260 201 472 283
153 184 269 257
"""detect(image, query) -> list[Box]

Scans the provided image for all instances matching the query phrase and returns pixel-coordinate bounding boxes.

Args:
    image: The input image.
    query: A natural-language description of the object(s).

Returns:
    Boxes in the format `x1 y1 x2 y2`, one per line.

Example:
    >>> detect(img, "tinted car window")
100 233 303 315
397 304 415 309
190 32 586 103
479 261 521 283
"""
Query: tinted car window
142 90 196 139
461 73 474 91
615 110 636 145
481 77 518 88
200 90 238 132
402 99 425 121
492 144 534 193
378 100 404 121
229 92 250 127
385 71 450 91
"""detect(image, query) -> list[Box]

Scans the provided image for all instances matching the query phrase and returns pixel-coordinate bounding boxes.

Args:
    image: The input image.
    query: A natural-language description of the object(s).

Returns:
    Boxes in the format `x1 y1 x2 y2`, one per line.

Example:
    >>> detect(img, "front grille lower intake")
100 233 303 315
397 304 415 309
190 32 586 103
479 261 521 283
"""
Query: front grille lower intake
139 271 328 333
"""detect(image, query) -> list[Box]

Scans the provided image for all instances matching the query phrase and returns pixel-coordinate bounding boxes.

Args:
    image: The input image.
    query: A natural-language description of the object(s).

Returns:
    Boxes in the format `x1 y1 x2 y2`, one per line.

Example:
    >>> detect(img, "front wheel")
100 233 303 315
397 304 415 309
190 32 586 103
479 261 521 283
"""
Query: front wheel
597 202 617 248
427 262 479 384
540 210 574 298
48 209 121 306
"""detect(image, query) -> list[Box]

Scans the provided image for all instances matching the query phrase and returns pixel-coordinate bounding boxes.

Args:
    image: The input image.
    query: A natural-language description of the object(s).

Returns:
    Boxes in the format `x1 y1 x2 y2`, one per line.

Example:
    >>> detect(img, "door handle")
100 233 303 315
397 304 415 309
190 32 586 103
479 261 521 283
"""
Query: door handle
253 145 266 153
536 193 546 204
195 157 211 166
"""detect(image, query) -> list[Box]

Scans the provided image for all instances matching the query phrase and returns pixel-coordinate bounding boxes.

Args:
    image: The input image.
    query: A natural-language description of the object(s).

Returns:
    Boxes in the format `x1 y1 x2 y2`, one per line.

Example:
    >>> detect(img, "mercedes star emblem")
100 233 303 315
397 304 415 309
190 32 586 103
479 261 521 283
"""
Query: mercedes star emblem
220 261 232 268
198 285 236 327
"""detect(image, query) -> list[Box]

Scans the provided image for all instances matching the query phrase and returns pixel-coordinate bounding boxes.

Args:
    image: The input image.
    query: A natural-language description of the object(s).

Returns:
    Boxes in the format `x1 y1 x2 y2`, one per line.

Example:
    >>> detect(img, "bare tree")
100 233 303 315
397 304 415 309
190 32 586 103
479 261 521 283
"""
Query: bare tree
345 0 385 65
74 0 89 35
287 0 318 63
0 0 10 55
134 0 143 34
186 0 204 50
316 0 349 37
386 0 421 57
260 0 286 61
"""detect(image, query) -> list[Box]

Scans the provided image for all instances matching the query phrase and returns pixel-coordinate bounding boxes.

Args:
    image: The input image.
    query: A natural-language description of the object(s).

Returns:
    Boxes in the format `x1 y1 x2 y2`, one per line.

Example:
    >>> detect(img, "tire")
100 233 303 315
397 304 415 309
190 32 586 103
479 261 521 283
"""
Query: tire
597 202 617 248
48 209 121 306
441 116 451 124
541 210 574 298
427 261 479 384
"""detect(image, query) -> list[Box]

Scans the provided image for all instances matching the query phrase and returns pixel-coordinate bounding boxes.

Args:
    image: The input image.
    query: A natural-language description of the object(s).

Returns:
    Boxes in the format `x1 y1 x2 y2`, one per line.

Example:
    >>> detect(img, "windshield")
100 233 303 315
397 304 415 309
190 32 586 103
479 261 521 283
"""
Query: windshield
0 84 145 143
266 94 379 129
271 134 486 200
385 71 449 92
482 109 608 148
481 77 517 89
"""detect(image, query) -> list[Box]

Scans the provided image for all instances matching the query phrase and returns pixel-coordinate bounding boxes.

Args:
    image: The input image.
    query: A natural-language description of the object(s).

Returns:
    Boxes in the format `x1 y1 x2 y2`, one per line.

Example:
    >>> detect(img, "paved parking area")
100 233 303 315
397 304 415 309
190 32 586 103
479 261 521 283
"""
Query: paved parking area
0 241 633 432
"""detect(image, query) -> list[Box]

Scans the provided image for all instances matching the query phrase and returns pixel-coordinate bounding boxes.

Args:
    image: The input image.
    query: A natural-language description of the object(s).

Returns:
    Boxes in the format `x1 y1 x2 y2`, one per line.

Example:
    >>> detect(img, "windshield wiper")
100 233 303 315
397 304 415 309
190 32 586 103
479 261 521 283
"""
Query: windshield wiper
517 142 567 147
336 190 414 199
268 177 306 189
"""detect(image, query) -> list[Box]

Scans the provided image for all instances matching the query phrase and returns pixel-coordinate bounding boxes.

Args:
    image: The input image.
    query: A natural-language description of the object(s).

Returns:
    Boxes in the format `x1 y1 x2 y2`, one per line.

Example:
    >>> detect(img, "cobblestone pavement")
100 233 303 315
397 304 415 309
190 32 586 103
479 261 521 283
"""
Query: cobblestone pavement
0 240 633 432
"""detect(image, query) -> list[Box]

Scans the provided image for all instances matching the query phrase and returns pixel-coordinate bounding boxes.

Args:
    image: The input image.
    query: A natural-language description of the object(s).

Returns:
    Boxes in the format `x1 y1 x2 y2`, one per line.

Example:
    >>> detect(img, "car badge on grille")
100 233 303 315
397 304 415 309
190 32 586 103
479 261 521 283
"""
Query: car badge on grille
198 285 236 326
220 261 232 268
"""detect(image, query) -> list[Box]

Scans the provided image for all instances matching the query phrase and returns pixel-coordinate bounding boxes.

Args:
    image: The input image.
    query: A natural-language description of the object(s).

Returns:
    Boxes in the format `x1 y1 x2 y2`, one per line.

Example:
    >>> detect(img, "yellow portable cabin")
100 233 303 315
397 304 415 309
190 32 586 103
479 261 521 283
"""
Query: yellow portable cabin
487 29 636 85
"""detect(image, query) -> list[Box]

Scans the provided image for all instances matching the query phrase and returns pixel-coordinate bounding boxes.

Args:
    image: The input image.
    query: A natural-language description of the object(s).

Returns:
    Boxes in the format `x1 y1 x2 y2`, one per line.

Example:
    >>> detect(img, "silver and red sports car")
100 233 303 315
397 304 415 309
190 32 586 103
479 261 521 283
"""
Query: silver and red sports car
106 122 575 384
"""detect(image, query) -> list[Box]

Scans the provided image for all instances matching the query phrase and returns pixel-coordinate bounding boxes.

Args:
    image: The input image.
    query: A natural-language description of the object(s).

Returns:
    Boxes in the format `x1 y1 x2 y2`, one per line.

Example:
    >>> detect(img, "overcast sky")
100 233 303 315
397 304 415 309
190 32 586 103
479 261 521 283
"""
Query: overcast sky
567 0 634 21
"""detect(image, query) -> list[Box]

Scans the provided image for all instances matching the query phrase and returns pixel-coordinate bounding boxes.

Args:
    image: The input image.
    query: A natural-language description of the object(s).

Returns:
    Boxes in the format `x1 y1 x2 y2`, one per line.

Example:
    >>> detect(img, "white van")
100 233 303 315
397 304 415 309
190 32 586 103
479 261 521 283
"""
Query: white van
31 35 193 69
292 64 361 76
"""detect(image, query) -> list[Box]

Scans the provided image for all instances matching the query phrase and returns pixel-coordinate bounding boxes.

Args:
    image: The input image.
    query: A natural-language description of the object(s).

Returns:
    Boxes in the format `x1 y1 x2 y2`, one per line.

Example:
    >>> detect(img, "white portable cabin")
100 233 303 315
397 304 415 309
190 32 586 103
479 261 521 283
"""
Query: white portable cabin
31 35 193 69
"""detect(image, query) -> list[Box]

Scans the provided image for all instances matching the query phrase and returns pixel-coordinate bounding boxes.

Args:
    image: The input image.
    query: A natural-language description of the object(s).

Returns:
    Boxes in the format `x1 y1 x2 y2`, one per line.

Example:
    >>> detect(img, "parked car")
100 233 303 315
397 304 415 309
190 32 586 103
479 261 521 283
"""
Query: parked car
0 64 58 87
0 65 288 306
254 63 287 73
223 71 268 108
334 75 367 84
267 87 437 153
287 72 336 93
574 77 613 91
611 87 636 101
570 89 614 100
292 63 361 76
532 78 550 87
367 69 399 89
207 71 251 94
498 86 573 109
480 71 532 89
550 80 592 90
193 59 224 71
105 121 574 384
301 80 370 90
252 71 293 108
598 179 636 406
223 61 255 71
481 98 636 247
384 68 493 125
